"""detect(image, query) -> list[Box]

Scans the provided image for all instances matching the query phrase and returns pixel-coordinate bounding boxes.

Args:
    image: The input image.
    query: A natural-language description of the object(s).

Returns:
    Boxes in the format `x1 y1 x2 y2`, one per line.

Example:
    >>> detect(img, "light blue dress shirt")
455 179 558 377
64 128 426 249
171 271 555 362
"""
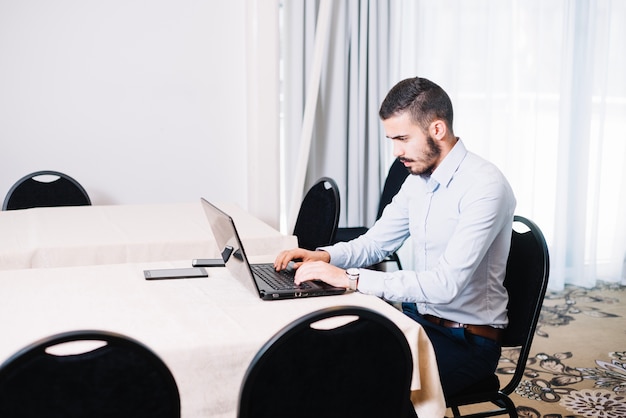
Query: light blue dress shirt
322 139 516 327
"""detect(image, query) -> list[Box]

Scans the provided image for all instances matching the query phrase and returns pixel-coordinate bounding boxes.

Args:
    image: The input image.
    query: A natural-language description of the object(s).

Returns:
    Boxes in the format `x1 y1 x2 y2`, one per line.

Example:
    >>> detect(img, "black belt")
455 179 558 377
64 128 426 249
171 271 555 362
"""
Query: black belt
423 314 503 343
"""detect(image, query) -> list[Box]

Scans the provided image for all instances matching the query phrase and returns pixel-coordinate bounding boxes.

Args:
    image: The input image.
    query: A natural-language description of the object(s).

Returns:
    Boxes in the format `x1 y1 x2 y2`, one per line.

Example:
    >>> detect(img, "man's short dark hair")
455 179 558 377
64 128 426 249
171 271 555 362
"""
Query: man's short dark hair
379 77 454 133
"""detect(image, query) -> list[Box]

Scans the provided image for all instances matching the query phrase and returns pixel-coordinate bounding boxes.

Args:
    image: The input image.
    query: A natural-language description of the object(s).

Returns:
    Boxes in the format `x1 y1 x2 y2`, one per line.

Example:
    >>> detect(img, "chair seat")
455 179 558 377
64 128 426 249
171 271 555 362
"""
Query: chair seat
333 226 368 242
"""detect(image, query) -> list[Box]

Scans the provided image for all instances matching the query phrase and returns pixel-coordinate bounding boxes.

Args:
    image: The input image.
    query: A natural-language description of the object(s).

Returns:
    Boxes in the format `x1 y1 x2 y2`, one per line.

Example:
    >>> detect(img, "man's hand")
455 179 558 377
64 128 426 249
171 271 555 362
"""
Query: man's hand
275 248 349 289
273 248 330 271
294 261 349 289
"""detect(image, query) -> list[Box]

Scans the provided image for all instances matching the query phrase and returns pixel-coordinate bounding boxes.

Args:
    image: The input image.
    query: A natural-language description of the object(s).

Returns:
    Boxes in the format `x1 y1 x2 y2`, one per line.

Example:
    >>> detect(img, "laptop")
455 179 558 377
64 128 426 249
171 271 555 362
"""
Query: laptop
200 198 346 300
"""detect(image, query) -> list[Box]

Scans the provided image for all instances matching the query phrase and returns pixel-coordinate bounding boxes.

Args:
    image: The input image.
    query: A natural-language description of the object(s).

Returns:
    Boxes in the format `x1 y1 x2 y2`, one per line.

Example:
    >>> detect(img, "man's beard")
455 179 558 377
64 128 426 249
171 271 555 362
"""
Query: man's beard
399 135 441 176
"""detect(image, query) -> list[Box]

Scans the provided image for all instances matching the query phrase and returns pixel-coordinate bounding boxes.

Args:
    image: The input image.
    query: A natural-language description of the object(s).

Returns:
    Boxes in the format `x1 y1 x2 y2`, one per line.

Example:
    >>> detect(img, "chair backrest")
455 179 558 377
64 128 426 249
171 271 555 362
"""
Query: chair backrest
0 330 180 418
376 159 409 220
238 306 417 418
500 215 550 394
293 177 340 250
3 170 91 211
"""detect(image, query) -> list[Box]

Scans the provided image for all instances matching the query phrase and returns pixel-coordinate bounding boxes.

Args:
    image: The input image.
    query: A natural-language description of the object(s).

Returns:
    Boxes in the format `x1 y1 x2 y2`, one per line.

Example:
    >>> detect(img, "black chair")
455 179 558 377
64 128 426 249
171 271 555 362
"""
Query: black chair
0 330 180 418
3 170 91 211
333 159 409 270
293 177 341 251
238 305 417 418
446 216 550 418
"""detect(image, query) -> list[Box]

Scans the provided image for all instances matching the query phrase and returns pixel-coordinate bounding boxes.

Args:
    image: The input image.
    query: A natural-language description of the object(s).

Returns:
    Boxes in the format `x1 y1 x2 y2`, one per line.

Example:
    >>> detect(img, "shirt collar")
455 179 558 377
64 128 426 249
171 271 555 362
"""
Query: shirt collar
429 138 467 189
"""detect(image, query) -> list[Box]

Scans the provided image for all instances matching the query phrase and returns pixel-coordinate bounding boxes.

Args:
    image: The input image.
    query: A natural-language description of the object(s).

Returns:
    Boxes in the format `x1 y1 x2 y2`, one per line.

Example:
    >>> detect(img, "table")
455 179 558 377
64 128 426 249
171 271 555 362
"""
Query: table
0 202 296 270
0 260 446 417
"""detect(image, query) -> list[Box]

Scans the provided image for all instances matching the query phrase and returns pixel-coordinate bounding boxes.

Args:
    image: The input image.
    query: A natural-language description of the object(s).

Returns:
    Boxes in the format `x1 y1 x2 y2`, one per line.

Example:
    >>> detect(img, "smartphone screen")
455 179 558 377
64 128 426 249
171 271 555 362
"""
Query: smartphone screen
144 267 208 280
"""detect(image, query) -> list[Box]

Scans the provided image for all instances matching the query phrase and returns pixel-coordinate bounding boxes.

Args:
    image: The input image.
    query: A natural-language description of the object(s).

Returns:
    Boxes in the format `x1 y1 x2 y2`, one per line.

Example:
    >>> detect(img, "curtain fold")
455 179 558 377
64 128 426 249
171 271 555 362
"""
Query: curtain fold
281 0 391 232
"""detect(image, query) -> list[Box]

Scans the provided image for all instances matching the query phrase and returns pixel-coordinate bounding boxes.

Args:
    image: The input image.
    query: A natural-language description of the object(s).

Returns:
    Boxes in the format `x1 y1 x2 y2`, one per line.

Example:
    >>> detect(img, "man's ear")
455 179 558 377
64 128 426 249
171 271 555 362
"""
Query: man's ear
429 119 447 140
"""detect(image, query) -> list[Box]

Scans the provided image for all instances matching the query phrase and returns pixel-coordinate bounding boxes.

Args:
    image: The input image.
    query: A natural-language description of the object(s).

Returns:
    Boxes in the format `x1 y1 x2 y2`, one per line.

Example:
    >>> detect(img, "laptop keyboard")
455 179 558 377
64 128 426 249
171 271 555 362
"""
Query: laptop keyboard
251 264 312 290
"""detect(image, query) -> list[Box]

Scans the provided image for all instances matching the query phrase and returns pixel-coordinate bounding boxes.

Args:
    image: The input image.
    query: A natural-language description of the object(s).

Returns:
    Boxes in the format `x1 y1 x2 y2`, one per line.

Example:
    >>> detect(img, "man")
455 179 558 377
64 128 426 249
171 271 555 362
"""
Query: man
274 77 516 397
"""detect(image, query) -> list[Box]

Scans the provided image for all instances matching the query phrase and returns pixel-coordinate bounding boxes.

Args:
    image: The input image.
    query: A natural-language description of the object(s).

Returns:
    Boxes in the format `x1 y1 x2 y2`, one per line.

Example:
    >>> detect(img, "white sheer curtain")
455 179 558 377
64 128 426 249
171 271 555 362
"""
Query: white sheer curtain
280 0 392 232
390 0 626 290
280 0 626 290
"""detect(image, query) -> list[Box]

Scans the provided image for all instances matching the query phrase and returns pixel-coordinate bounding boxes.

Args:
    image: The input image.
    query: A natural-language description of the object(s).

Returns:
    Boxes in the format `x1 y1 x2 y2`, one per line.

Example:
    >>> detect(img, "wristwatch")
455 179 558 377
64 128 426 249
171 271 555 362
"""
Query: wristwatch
346 268 359 291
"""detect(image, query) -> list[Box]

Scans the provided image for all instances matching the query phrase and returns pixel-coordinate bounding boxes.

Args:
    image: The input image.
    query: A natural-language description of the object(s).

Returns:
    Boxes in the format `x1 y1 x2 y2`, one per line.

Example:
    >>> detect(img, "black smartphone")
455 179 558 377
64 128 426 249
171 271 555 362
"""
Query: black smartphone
144 267 208 280
192 258 225 267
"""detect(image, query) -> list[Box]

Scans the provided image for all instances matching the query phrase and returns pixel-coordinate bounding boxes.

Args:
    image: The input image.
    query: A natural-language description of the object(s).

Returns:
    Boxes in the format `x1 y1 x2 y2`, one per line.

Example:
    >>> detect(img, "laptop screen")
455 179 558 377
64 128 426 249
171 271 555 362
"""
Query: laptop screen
200 198 261 296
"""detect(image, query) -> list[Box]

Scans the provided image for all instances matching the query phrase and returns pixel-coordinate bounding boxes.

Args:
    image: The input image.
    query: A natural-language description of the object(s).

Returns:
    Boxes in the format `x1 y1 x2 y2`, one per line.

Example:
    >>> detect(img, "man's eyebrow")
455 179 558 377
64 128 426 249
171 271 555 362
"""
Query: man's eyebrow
388 134 408 139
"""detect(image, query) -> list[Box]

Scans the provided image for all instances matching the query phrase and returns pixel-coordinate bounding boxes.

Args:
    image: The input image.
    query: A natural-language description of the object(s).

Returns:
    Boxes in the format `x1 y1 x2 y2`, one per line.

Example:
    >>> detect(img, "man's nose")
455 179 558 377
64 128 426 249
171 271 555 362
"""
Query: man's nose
392 142 403 157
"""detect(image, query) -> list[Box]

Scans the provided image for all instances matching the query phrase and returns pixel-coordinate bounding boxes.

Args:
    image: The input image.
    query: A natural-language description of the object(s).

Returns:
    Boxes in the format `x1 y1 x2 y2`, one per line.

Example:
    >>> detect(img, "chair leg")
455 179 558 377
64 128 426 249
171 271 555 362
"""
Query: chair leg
500 396 517 418
485 394 516 418
446 395 518 418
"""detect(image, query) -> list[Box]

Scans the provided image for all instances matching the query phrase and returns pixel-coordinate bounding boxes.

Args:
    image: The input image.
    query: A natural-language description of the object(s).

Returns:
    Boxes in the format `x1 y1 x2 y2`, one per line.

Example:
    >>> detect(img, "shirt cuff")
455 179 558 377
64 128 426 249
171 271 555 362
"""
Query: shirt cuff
352 268 384 297
317 245 348 267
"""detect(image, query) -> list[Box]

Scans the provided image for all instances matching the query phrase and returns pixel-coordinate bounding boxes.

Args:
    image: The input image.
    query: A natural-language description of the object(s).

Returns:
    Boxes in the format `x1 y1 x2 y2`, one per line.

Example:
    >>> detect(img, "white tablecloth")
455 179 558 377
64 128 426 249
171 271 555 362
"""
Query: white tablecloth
0 260 445 417
0 202 296 270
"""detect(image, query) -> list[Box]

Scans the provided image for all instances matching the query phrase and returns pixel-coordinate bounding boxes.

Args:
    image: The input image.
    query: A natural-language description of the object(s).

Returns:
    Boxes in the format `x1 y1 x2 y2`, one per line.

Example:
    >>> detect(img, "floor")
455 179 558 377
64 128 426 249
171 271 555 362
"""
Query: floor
445 280 626 418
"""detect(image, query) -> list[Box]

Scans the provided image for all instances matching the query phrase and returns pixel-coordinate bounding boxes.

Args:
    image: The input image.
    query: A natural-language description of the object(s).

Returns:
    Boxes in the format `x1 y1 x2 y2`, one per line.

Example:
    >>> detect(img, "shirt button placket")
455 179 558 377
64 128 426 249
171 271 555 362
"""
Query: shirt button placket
421 178 439 271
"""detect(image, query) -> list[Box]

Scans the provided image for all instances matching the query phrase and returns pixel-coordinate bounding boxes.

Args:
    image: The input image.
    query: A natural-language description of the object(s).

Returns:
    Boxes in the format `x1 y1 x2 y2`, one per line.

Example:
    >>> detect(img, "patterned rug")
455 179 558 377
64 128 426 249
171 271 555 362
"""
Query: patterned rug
446 281 626 418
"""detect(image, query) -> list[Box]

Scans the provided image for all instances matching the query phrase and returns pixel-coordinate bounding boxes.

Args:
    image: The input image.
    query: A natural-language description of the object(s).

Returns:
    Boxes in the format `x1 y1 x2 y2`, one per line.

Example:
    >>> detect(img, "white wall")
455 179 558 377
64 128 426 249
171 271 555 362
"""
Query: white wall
0 1 272 216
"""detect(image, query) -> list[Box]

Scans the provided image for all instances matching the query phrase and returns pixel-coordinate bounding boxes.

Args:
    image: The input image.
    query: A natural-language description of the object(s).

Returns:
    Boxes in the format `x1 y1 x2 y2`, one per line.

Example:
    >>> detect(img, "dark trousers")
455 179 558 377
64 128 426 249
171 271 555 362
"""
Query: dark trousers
402 303 502 398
